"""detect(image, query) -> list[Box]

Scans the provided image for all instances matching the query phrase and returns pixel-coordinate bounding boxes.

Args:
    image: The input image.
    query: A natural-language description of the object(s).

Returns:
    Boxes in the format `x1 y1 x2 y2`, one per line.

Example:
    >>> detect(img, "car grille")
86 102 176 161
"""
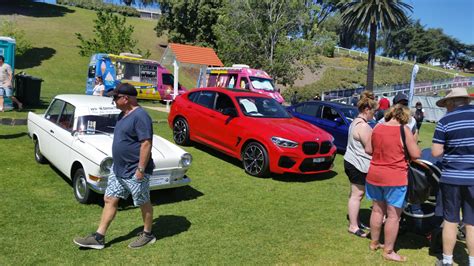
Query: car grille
298 158 333 172
302 142 319 155
319 141 332 154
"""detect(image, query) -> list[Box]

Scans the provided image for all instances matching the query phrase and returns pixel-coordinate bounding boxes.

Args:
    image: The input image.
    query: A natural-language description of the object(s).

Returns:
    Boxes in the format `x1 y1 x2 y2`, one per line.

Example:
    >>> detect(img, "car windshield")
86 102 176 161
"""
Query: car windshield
77 114 120 134
249 77 275 92
340 107 358 122
237 97 291 118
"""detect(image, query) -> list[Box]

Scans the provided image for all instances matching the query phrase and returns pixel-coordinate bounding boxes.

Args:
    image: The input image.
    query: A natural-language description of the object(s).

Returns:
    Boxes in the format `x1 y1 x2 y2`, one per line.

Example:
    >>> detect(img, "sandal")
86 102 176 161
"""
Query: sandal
369 242 384 251
382 250 407 262
348 228 367 238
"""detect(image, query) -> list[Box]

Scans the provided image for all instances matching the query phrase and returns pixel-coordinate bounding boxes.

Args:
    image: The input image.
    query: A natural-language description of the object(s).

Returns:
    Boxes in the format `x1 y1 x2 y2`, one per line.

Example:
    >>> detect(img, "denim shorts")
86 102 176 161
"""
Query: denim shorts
366 183 407 208
0 87 12 97
105 173 150 206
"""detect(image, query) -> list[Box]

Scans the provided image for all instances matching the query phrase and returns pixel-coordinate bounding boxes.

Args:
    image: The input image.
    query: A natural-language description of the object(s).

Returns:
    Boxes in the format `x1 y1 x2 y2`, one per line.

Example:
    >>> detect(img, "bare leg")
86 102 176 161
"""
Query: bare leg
348 183 365 233
383 205 403 257
140 201 153 233
466 224 474 257
0 96 4 111
442 220 458 256
96 196 120 235
10 96 22 109
370 200 386 249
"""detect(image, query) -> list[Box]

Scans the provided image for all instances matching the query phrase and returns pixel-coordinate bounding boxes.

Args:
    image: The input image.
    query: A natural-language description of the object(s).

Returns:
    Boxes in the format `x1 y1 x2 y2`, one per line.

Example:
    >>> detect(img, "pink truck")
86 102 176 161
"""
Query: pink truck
203 64 284 104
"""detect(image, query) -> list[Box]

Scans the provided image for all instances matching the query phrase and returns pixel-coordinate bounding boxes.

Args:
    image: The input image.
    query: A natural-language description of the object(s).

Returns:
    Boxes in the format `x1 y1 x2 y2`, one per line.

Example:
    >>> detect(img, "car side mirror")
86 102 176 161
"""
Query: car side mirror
222 108 237 117
334 117 344 124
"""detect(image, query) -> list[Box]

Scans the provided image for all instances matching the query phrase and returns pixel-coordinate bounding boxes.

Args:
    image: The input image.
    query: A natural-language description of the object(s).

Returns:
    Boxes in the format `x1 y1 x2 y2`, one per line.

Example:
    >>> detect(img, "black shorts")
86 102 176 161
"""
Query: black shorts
438 183 474 225
344 160 367 186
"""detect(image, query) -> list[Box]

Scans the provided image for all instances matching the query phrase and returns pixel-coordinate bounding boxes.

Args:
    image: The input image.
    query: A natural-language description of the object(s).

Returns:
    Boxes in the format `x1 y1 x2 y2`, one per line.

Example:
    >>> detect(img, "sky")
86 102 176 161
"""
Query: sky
407 0 474 45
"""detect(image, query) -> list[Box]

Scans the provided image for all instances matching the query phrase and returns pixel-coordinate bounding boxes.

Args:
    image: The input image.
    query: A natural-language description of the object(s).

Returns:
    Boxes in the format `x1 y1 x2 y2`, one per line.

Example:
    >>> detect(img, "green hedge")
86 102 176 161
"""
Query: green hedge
57 0 140 17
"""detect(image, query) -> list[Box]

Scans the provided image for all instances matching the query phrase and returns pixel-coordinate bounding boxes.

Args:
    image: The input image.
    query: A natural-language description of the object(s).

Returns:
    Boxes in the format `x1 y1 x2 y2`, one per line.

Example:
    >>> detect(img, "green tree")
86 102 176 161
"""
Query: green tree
155 0 224 47
340 0 412 91
0 20 32 56
214 0 322 86
76 11 149 57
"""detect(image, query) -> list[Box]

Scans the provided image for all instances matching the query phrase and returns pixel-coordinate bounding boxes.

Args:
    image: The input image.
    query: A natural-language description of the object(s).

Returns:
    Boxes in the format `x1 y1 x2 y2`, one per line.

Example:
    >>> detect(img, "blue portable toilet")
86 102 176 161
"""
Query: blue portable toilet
0 36 15 70
0 36 16 111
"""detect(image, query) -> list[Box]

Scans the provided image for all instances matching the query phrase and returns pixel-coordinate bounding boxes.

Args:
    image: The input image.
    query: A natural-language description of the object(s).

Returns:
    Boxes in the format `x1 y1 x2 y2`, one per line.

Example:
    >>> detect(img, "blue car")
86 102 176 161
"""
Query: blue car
287 101 374 152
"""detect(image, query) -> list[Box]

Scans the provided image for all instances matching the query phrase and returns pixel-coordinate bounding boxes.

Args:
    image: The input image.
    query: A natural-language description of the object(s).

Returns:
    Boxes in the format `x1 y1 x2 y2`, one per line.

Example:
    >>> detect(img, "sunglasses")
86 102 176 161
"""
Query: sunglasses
113 95 127 101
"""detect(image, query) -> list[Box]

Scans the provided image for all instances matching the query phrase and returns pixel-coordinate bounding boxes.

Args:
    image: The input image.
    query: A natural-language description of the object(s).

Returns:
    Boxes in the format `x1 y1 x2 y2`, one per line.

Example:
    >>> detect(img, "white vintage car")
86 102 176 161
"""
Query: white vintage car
28 95 192 204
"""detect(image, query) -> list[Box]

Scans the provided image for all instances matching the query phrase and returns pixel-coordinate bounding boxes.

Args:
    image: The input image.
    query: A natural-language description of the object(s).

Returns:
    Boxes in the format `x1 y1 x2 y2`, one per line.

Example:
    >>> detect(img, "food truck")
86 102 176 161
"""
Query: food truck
203 64 284 104
85 53 186 100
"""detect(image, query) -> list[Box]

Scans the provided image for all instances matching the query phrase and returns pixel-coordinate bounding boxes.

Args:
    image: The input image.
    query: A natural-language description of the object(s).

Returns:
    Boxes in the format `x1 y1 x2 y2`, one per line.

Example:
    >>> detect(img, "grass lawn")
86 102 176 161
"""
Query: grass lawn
2 109 469 264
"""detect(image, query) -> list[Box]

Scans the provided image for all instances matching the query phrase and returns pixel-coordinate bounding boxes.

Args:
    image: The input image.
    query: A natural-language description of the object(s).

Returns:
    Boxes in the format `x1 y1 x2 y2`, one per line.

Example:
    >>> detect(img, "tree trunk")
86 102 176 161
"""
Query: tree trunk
366 22 377 91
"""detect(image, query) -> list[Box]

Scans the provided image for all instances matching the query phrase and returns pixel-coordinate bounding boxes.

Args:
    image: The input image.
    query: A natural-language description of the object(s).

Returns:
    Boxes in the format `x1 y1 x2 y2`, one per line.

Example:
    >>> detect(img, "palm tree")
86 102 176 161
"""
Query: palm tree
340 0 412 91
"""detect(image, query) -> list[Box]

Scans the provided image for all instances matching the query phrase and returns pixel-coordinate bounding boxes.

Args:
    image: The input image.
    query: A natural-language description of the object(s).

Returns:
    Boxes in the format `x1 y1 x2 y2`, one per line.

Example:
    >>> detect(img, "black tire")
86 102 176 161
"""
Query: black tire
241 142 270 177
173 117 191 146
34 138 48 164
73 168 94 204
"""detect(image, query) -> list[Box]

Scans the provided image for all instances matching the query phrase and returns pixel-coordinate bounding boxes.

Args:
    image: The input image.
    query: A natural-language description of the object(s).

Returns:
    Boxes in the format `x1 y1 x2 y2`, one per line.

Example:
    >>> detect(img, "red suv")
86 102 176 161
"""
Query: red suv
168 87 336 177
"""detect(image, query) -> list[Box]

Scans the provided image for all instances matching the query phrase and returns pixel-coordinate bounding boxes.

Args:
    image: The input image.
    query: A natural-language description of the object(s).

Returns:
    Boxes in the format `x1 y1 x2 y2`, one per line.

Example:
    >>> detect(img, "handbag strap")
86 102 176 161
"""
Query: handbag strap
400 125 410 162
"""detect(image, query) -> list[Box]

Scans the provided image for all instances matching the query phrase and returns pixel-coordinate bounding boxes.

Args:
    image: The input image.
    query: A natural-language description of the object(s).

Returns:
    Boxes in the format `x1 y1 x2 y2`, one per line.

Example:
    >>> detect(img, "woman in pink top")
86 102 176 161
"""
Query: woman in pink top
366 104 420 262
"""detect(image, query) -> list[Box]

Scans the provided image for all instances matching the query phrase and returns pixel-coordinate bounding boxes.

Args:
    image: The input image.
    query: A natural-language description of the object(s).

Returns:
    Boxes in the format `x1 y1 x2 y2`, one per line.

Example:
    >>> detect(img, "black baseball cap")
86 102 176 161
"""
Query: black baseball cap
393 92 408 105
107 83 137 97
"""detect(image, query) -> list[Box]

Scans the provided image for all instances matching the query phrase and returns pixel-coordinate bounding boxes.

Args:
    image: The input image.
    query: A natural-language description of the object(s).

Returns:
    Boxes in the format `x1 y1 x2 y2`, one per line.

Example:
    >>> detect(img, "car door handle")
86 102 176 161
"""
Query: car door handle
50 129 54 134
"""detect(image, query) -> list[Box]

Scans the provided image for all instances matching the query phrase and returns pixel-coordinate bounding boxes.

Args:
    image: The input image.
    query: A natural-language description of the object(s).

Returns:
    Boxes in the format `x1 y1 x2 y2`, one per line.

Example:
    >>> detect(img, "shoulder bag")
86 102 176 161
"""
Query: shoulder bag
400 125 433 204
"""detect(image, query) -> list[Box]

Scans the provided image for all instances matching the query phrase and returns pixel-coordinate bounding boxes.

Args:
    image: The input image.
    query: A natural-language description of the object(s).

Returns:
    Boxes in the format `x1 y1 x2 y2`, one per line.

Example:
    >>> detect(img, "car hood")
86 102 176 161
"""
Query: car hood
77 134 188 168
252 118 332 141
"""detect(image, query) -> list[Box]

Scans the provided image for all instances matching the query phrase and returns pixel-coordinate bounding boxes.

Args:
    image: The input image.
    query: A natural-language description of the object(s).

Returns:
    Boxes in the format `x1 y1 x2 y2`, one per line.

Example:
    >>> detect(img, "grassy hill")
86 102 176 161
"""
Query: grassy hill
0 1 175 101
0 1 470 106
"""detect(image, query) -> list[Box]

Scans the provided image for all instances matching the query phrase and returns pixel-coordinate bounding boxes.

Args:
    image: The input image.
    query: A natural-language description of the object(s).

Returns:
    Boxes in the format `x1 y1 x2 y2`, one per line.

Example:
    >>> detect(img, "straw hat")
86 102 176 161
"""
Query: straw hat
436 87 474 107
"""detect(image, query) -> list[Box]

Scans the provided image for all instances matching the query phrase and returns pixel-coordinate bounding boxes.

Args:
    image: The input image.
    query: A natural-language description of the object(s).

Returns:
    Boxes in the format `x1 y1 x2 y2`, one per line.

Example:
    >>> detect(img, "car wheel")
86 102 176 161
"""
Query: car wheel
173 117 191 146
73 168 94 204
242 142 270 177
34 138 48 164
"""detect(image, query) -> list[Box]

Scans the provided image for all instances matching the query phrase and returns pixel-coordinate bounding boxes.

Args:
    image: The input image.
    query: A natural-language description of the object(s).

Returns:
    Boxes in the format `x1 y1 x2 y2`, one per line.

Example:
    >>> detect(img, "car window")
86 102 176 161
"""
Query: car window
226 74 238 88
58 102 75 130
321 106 341 121
188 91 199 102
77 114 119 134
237 96 290 118
196 91 216 109
215 92 236 114
296 103 320 116
340 107 358 122
239 77 250 90
45 99 64 123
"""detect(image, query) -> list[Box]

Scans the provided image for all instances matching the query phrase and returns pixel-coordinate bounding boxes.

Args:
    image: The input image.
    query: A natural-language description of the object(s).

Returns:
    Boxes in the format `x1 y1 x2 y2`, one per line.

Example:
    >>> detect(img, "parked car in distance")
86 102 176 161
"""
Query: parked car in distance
28 95 192 204
287 101 374 152
168 87 337 177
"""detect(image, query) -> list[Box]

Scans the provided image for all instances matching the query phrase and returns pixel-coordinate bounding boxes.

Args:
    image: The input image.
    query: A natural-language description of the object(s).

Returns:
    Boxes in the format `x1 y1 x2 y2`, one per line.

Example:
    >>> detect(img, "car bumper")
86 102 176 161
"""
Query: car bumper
88 168 191 193
268 148 337 175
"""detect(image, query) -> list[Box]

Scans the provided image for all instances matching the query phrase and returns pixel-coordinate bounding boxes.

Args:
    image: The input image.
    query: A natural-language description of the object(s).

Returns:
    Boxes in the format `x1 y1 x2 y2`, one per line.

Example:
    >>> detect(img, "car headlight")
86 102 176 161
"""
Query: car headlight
99 157 113 176
329 136 335 145
179 153 192 167
271 136 298 148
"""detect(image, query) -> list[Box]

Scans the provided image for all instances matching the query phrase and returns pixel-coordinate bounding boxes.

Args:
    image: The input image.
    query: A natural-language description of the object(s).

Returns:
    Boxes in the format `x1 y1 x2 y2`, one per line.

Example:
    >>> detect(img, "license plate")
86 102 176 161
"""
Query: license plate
150 177 170 186
312 157 326 163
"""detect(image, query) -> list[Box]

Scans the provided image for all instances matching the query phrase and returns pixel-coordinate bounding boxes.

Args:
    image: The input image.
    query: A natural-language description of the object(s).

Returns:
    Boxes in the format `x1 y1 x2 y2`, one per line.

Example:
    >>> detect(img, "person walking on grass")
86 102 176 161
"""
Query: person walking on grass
0 55 23 111
366 104 421 262
73 83 156 249
344 91 377 238
431 88 474 266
